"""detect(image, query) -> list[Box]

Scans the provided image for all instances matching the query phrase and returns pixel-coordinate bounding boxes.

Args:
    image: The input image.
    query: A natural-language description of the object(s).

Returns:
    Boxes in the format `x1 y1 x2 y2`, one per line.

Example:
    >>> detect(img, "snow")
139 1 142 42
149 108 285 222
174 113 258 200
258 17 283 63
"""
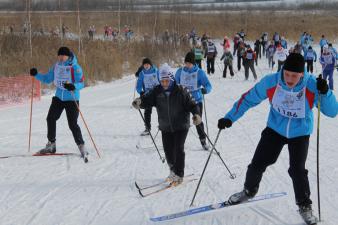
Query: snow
0 42 337 225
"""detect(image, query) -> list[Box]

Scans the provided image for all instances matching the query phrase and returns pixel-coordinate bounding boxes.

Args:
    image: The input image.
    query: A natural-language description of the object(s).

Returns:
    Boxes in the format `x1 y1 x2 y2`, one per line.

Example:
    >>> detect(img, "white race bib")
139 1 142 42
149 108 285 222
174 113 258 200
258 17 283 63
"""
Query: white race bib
246 52 253 60
54 64 72 90
272 84 306 119
143 72 159 90
180 70 198 92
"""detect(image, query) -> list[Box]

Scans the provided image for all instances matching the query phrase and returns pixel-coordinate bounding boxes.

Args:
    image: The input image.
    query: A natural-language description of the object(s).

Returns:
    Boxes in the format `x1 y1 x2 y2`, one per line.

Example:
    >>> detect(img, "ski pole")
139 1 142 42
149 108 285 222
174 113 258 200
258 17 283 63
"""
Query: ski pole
137 109 165 163
70 91 101 158
202 94 209 137
316 75 322 222
190 130 221 207
201 126 236 179
28 76 34 152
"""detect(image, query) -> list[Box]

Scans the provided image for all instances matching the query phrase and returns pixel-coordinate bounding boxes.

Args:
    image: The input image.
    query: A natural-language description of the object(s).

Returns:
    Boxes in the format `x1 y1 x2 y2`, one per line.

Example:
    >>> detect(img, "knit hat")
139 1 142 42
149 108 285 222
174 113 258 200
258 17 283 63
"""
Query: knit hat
142 58 152 66
283 53 305 73
184 51 195 64
57 47 71 57
159 63 174 81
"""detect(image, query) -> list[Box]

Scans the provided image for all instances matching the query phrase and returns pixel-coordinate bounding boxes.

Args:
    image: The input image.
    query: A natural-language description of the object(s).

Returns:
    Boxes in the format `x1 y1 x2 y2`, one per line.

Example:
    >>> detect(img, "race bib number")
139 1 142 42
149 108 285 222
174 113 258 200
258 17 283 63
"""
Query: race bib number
54 64 72 90
143 73 159 90
323 54 333 64
272 84 306 119
180 71 198 92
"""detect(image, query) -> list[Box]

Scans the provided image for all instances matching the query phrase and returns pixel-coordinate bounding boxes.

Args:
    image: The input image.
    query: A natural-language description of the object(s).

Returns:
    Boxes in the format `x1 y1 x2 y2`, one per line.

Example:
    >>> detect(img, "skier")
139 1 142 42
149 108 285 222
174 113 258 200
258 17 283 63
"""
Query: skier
266 42 276 69
220 48 234 78
261 32 268 56
218 53 338 225
320 46 336 90
319 35 328 54
29 47 87 157
304 46 317 74
243 45 257 81
204 40 217 75
132 64 201 185
236 41 246 71
274 44 289 72
280 36 287 49
233 34 240 56
254 39 261 65
192 44 204 69
175 52 212 150
136 58 159 135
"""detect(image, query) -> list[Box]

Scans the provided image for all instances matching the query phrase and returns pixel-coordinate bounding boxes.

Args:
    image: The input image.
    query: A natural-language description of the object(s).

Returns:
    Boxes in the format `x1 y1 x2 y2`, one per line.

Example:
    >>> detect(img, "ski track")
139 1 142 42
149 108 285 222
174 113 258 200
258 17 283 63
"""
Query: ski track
0 41 337 224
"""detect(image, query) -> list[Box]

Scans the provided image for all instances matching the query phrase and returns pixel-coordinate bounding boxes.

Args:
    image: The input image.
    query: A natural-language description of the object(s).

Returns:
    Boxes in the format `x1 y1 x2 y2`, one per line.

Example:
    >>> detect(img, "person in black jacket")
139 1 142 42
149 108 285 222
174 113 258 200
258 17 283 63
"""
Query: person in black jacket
132 63 202 186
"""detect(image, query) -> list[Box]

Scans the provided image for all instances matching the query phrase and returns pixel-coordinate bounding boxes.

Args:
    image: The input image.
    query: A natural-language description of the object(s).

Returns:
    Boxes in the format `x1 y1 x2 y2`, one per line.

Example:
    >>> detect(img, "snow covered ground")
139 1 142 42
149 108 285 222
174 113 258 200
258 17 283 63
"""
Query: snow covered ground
0 42 337 225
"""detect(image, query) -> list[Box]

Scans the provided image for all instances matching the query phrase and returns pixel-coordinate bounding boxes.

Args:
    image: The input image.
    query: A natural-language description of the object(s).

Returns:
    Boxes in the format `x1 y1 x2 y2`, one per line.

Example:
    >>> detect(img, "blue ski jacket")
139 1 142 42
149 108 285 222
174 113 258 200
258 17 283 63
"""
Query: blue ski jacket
136 66 159 94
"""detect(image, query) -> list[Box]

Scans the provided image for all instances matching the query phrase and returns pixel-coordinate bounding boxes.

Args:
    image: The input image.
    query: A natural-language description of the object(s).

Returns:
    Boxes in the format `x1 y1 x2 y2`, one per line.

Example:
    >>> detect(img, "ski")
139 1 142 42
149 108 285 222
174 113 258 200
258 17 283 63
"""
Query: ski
150 192 287 222
0 152 78 159
139 178 198 198
135 173 195 191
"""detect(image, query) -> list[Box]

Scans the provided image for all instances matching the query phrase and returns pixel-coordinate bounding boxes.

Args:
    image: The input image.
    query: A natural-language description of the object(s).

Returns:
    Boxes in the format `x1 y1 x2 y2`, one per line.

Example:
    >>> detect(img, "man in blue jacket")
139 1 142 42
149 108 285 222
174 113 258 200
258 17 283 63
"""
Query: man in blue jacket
175 52 212 150
136 58 159 135
218 53 337 225
30 47 87 158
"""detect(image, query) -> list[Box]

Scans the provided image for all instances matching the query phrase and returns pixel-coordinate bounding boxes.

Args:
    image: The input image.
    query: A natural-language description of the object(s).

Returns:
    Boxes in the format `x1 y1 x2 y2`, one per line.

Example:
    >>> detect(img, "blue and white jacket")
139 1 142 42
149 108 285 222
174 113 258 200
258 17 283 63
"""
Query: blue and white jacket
136 66 159 94
35 53 84 101
224 70 337 138
175 65 212 103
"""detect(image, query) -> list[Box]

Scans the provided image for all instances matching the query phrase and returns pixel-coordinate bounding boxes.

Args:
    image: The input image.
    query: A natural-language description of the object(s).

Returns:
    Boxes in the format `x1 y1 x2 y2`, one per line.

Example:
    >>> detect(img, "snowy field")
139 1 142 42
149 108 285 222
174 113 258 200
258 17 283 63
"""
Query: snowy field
0 42 337 225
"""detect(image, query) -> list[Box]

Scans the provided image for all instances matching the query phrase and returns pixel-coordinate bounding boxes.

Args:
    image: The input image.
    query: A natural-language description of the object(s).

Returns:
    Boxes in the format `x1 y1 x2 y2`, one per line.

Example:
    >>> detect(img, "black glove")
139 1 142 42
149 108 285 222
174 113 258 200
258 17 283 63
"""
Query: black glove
218 118 232 129
201 88 207 94
63 83 76 91
316 74 328 95
30 68 38 76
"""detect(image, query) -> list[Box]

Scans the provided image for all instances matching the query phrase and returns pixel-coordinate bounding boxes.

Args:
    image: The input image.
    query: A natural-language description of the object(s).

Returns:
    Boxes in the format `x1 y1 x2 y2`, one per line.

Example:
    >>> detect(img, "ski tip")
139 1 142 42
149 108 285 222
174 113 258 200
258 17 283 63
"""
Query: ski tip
138 189 145 198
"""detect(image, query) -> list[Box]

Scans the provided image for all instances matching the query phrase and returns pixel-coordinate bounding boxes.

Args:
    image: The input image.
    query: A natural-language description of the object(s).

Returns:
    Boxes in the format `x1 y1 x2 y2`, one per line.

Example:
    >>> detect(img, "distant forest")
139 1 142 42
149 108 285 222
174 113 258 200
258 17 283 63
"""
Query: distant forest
1 0 337 11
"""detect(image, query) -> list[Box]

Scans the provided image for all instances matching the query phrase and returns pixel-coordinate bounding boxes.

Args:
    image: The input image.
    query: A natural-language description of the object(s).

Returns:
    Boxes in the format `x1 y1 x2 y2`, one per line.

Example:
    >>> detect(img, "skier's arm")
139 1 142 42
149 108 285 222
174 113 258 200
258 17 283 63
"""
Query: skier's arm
72 64 84 90
198 70 212 94
174 69 181 84
224 75 273 123
35 66 55 84
182 87 200 115
136 72 144 94
140 86 157 108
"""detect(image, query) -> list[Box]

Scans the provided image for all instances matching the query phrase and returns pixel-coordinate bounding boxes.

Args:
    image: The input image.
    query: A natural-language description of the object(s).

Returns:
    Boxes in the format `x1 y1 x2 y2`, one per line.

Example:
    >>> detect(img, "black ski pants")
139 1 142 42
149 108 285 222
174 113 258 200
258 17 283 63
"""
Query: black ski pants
196 102 206 142
144 106 152 130
196 59 202 69
162 129 189 177
306 60 314 74
244 127 312 206
47 96 84 145
206 57 215 74
277 60 285 72
223 64 234 78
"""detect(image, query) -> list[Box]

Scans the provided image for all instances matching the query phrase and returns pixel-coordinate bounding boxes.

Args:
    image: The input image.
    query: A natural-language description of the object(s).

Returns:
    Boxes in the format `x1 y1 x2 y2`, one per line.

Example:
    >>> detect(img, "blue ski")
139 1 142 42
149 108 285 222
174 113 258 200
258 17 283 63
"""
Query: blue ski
150 192 287 222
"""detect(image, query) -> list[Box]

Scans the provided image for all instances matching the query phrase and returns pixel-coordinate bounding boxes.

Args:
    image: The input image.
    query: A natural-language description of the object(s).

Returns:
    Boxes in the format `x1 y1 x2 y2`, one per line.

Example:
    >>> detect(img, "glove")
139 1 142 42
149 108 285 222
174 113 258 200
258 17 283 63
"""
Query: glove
201 88 207 95
140 91 145 97
132 98 141 109
192 114 202 126
63 83 75 91
316 74 328 95
218 118 232 129
30 68 38 76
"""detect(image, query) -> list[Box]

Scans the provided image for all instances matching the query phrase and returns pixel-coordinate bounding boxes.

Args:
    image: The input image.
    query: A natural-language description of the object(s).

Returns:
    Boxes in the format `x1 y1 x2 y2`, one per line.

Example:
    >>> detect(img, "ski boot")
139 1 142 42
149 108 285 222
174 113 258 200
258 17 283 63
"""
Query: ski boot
200 139 209 151
166 170 176 183
78 144 89 163
170 175 183 187
298 204 318 225
228 188 256 205
38 141 56 154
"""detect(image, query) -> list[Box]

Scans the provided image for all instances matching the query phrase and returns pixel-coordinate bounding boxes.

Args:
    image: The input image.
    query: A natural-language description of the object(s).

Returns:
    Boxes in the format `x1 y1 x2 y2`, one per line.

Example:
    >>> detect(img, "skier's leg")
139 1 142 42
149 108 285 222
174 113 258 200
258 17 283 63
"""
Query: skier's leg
65 100 84 145
244 127 286 194
287 135 312 206
46 97 65 143
162 131 175 171
173 129 189 178
144 106 152 131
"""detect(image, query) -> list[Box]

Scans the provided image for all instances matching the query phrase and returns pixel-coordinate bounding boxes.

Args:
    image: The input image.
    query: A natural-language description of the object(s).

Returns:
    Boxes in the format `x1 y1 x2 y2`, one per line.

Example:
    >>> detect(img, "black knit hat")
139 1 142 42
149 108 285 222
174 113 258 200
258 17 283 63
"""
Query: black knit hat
142 58 152 66
184 51 195 64
57 47 71 57
283 53 305 73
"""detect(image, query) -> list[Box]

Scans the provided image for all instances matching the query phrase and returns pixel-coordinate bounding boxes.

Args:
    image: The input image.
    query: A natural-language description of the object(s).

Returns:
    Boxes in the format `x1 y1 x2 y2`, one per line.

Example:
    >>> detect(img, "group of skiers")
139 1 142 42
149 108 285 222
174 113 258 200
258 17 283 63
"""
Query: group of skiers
28 34 338 224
